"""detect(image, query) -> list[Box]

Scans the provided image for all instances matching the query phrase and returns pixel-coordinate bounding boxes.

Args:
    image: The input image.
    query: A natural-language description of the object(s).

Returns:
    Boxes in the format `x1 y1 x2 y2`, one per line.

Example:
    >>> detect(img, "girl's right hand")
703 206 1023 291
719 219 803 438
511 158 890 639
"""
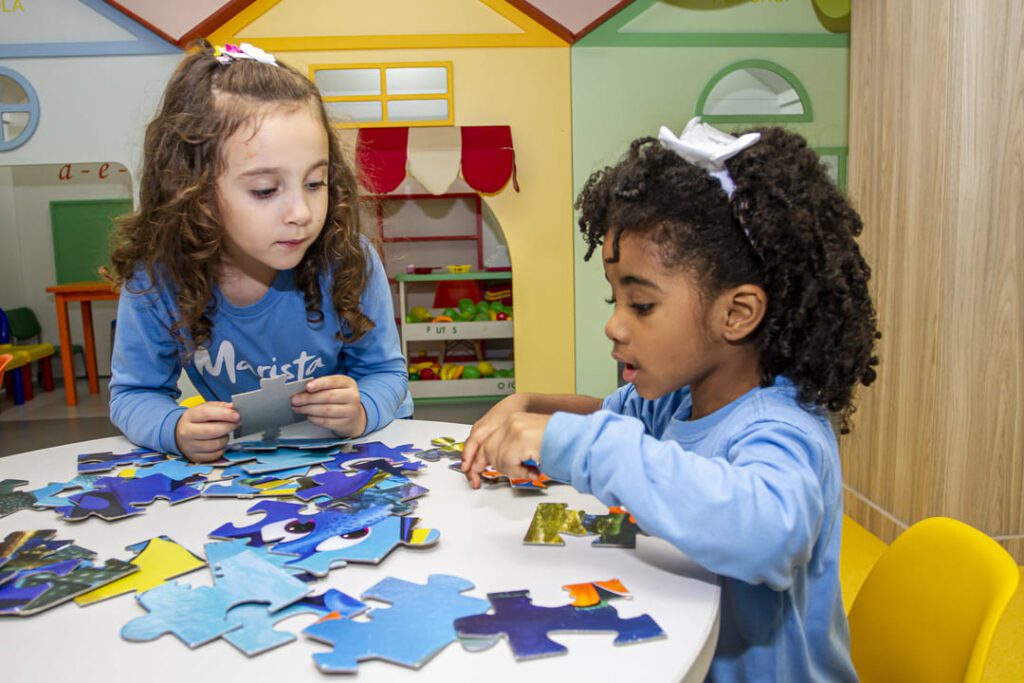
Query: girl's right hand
174 401 239 463
460 393 530 482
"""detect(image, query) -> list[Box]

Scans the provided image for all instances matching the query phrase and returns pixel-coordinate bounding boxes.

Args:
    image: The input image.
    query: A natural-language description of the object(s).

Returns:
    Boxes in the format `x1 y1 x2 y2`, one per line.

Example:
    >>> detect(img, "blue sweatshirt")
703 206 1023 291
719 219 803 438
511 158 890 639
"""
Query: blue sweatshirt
109 245 412 455
541 378 857 682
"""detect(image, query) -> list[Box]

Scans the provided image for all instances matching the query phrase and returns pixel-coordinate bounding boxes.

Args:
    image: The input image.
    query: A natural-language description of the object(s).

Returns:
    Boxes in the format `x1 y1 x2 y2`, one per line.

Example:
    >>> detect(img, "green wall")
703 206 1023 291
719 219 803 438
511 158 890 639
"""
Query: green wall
571 21 849 397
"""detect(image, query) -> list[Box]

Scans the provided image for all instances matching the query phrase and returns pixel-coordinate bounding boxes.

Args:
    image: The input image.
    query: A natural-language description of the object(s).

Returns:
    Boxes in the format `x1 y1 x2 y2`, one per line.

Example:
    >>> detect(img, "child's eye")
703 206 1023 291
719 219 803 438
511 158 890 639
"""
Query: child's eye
251 187 277 199
630 303 654 315
306 180 327 191
604 297 616 305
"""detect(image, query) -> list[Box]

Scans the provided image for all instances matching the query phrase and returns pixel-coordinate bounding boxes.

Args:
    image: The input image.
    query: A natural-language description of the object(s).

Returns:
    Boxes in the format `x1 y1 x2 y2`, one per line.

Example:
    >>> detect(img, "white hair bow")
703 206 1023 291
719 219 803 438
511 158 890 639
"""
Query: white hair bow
214 43 278 66
657 117 760 197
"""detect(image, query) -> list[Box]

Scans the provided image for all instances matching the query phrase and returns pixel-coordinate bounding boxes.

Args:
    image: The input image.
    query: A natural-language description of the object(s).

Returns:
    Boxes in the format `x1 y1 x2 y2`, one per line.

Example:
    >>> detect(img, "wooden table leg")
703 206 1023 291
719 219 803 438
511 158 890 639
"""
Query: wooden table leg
54 294 77 406
80 300 99 395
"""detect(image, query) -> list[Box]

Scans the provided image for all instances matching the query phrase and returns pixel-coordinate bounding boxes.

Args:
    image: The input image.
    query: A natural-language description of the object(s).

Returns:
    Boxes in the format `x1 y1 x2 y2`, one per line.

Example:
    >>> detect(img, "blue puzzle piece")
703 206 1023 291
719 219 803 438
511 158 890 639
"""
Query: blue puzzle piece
208 500 316 546
0 559 84 613
203 539 310 579
454 586 665 659
60 474 204 521
0 480 37 518
31 475 104 508
132 459 213 482
224 448 333 476
121 551 310 648
229 437 351 452
285 515 440 577
322 441 424 474
269 505 394 568
294 467 377 502
324 480 429 517
77 449 168 474
223 589 366 656
304 574 490 672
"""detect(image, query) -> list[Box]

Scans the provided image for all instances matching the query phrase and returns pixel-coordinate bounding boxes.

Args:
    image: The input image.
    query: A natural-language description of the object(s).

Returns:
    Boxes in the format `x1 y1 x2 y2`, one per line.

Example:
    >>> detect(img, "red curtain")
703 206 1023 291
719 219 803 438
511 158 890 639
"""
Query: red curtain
461 125 518 194
356 128 409 194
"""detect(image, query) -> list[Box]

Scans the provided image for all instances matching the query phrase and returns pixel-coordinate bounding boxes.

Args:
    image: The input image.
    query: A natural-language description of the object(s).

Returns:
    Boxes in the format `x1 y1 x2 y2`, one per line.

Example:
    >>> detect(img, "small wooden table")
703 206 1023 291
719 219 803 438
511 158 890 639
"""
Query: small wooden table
45 281 119 406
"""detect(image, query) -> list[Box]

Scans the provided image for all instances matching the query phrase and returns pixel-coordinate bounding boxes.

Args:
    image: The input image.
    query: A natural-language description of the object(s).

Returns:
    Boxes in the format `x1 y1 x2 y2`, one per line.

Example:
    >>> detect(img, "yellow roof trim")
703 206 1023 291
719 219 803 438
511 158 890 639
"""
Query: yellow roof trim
207 0 566 51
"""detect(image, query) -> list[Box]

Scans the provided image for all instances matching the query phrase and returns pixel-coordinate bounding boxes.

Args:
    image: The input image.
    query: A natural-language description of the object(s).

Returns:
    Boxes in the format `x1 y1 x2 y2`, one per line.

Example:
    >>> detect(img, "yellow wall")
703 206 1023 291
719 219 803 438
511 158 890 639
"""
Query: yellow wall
276 47 575 395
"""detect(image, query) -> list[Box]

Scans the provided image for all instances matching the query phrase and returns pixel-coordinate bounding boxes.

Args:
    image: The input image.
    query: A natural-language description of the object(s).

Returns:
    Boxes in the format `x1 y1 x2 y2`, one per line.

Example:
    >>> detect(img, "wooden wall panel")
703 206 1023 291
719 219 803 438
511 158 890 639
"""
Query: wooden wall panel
843 0 1024 562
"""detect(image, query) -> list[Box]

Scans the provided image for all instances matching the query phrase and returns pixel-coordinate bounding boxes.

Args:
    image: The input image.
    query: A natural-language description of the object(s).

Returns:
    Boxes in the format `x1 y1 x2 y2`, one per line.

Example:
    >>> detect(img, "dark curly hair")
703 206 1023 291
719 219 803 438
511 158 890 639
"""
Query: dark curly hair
575 127 879 431
109 41 372 356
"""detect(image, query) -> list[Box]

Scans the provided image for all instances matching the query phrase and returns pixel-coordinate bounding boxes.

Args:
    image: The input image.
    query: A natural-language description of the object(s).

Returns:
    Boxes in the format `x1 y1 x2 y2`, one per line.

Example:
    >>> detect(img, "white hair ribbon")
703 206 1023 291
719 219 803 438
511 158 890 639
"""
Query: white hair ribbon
214 43 278 66
657 117 760 198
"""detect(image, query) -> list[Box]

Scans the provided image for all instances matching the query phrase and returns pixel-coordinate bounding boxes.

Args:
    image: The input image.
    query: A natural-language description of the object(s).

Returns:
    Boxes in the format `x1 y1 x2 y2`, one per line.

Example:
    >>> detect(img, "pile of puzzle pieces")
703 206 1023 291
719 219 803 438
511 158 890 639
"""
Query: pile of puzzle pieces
416 436 562 490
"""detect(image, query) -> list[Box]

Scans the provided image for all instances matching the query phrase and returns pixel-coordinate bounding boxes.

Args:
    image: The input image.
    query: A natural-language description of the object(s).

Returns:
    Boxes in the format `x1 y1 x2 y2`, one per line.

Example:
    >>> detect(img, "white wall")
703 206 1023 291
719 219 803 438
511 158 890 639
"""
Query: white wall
0 164 132 376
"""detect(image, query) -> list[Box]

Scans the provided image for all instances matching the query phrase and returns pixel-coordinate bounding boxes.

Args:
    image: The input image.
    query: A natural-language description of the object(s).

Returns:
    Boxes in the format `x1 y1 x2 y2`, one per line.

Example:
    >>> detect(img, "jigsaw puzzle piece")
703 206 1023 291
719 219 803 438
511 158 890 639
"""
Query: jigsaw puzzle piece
130 459 213 482
269 504 394 564
304 574 490 672
76 449 168 474
230 375 312 439
322 477 429 517
0 529 62 573
30 475 104 508
61 474 204 521
229 437 351 452
207 500 314 545
203 539 309 578
581 512 643 548
223 589 366 656
0 541 94 585
523 503 590 545
0 558 83 613
224 448 334 476
293 467 377 502
454 582 665 660
284 515 440 577
0 480 37 518
121 551 310 647
411 437 465 463
75 537 206 606
323 441 424 475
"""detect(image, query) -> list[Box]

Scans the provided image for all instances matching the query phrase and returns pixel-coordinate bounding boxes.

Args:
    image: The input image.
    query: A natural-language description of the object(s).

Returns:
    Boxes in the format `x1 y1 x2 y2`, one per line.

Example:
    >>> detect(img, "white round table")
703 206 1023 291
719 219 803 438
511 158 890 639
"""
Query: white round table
0 419 720 681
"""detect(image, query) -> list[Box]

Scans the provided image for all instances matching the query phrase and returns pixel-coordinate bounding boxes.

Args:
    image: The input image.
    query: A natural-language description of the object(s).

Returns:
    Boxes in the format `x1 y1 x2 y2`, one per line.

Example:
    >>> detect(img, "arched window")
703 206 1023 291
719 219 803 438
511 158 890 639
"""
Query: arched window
696 60 812 123
0 67 40 152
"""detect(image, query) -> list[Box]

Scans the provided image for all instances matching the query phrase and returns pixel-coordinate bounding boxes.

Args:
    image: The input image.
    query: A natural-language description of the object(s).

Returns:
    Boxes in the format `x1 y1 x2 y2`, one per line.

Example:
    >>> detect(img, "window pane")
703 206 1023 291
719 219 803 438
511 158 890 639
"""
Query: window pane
325 100 383 124
0 75 28 105
315 69 381 97
387 99 449 123
2 112 29 140
386 67 448 96
704 67 805 116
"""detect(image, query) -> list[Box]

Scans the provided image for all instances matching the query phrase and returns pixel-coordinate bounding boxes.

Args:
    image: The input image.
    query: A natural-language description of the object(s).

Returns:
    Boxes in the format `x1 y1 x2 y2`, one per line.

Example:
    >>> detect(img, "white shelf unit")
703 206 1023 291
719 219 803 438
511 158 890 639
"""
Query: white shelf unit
396 272 513 401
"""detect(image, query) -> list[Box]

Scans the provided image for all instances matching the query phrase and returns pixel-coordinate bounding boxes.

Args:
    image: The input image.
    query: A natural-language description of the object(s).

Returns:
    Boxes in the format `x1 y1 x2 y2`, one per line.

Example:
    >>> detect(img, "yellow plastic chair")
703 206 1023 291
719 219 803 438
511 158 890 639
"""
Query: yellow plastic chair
848 517 1019 683
840 514 888 613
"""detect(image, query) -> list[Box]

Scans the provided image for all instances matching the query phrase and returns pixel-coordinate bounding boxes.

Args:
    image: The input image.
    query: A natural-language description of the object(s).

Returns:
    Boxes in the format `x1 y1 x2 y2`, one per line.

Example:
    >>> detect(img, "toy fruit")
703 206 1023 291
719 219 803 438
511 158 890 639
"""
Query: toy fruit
458 298 475 313
419 368 437 380
474 312 490 321
496 311 508 320
432 315 454 323
443 307 458 318
456 311 475 322
495 368 514 378
488 301 505 311
475 301 489 314
461 366 482 379
409 372 420 381
477 361 496 377
407 307 432 323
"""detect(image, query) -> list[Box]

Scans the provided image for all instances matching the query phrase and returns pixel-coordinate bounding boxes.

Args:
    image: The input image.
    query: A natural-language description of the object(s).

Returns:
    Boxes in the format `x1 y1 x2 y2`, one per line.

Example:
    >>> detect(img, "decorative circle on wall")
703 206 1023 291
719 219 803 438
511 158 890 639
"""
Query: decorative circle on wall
0 67 41 152
695 60 813 124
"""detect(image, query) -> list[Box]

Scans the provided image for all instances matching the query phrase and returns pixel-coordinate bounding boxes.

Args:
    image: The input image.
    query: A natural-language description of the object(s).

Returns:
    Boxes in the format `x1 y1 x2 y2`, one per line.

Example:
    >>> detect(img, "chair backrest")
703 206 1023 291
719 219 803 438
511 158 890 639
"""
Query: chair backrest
848 516 1020 683
5 307 41 344
0 308 10 345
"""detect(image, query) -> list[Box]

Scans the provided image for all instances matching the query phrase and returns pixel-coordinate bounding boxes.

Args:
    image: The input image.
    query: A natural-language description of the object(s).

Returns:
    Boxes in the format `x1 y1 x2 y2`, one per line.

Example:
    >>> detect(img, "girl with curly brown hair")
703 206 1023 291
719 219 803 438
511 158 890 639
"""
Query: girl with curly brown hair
109 44 410 463
462 119 878 680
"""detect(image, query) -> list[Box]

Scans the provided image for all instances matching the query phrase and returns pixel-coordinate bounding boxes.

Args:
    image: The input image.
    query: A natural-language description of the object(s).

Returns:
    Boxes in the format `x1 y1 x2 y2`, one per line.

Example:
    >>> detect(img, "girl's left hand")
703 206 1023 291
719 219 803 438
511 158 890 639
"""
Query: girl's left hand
462 412 551 489
291 375 367 437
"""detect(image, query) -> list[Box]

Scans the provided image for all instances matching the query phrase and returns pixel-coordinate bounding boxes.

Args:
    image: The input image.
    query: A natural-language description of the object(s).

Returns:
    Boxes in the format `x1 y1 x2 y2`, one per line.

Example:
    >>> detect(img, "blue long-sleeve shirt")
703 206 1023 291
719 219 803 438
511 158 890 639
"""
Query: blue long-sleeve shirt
541 378 857 682
109 245 411 455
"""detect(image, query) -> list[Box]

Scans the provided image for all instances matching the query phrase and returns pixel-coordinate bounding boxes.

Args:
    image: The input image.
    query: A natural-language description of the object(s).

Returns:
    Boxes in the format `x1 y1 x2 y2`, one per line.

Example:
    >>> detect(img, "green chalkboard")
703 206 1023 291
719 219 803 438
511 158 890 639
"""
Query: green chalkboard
49 198 131 284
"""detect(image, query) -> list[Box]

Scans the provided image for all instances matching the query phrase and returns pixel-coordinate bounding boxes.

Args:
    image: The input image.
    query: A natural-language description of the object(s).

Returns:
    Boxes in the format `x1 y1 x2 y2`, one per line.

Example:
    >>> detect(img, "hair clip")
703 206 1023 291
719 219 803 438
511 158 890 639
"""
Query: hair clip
214 43 277 66
657 117 760 198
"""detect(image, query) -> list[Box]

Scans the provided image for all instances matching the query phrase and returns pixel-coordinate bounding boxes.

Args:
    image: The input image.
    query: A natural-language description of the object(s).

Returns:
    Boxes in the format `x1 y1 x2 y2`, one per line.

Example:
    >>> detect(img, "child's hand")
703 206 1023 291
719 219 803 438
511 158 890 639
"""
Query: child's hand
291 375 367 437
460 393 528 468
175 401 239 463
461 411 551 489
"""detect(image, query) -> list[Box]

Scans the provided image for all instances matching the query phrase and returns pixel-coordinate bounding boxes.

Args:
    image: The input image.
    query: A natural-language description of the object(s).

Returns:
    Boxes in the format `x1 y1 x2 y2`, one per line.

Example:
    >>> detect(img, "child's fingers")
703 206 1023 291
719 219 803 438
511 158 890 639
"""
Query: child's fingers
304 375 356 393
185 420 237 440
189 402 239 423
292 387 357 407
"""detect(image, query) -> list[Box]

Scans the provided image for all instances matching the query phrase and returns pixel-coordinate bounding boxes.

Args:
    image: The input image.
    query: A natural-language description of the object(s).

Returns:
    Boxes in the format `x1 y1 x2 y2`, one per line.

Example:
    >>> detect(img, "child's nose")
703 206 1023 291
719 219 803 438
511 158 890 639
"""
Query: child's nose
284 190 312 225
605 309 627 344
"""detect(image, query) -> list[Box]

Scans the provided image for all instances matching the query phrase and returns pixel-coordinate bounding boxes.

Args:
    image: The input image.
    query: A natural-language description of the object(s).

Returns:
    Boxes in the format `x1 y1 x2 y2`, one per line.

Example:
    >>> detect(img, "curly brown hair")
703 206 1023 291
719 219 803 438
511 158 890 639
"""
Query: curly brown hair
576 128 879 431
109 42 372 356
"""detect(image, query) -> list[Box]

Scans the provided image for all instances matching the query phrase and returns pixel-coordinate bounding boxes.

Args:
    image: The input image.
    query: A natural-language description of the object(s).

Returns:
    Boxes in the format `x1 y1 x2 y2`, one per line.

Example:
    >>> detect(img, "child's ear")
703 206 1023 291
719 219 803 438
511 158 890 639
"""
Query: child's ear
717 284 766 343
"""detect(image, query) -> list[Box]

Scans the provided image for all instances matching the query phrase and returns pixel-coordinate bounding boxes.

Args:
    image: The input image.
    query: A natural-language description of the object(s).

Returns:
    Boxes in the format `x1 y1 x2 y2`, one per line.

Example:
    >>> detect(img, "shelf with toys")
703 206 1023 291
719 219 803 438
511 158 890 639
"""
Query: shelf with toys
395 269 514 401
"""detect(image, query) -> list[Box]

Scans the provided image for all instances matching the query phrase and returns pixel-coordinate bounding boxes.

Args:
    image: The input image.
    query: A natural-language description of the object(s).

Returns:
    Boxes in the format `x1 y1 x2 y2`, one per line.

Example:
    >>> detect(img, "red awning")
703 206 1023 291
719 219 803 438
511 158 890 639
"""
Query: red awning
357 125 519 195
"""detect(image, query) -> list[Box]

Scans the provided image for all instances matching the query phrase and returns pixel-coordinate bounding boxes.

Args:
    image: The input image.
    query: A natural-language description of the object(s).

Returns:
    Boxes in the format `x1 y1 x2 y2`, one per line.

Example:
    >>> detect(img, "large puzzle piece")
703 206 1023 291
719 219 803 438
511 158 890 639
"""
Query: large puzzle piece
223 588 366 656
283 515 440 577
30 475 104 509
77 449 168 474
59 473 205 521
524 503 645 548
304 574 490 672
121 550 310 648
454 580 665 659
293 467 378 502
231 375 313 440
323 441 424 475
208 500 318 546
0 556 138 615
75 536 206 606
0 480 37 518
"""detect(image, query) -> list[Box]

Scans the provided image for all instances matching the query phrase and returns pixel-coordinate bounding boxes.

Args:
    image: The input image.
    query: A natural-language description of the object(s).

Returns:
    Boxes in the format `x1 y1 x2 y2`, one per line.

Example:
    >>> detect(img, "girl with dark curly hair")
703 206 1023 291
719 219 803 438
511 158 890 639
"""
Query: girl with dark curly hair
109 43 410 463
462 119 878 680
